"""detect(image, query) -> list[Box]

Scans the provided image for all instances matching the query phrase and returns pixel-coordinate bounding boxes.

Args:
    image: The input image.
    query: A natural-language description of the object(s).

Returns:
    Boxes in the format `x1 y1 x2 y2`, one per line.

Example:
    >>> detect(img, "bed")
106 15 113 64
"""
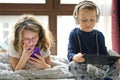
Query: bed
0 53 74 80
0 50 120 80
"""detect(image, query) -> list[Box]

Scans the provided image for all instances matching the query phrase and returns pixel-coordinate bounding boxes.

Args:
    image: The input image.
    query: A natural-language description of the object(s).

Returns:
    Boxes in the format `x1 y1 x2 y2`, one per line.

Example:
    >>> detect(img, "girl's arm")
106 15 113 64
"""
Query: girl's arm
10 46 34 70
44 55 51 68
10 57 19 70
10 55 29 71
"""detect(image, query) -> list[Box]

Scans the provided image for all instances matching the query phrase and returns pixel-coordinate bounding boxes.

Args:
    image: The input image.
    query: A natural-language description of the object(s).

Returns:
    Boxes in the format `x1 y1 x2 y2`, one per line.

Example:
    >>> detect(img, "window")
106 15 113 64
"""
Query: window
57 0 112 58
60 0 81 4
0 15 48 41
0 0 46 4
57 16 112 58
57 16 75 58
0 0 112 57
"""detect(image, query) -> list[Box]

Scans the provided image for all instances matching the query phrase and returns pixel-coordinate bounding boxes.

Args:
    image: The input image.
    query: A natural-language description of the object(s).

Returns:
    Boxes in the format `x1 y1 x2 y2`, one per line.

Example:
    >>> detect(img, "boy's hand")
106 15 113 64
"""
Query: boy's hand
73 53 85 63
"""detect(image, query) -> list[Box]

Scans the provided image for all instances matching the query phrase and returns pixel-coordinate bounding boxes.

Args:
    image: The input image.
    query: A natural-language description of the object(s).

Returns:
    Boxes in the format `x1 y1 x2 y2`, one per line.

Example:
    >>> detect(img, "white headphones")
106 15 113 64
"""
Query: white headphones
73 1 100 24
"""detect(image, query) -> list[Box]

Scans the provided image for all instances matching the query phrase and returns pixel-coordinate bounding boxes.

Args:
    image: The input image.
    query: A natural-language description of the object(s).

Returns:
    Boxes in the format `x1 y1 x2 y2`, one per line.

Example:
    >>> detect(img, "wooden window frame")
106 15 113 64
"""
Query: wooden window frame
0 0 75 55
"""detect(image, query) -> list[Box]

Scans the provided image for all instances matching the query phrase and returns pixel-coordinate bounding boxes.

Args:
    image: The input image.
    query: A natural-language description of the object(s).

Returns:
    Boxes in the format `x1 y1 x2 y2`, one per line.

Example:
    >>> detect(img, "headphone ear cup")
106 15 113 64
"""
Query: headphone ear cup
96 14 100 23
73 7 79 24
74 16 79 24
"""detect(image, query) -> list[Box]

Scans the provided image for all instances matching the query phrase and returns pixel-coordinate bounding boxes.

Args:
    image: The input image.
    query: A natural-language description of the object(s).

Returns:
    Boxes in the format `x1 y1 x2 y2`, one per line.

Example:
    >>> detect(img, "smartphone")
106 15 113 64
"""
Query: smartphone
30 47 40 58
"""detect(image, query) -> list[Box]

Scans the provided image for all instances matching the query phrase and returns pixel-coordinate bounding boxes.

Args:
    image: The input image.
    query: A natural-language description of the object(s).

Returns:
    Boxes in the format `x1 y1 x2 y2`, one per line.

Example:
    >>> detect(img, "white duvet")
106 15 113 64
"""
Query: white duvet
0 53 73 80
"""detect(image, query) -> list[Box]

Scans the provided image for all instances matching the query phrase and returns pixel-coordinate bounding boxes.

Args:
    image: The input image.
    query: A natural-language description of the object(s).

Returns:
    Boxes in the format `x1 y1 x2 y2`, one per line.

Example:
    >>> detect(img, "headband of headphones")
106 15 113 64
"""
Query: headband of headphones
73 1 100 23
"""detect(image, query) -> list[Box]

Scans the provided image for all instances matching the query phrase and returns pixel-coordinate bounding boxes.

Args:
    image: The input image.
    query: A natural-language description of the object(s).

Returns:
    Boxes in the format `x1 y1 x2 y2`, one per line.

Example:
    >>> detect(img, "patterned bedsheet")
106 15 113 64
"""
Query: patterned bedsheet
0 53 73 80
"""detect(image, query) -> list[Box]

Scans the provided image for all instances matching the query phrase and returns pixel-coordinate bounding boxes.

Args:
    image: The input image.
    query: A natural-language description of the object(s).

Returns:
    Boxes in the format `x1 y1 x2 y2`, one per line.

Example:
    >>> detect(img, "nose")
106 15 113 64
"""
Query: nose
28 40 34 45
86 20 91 25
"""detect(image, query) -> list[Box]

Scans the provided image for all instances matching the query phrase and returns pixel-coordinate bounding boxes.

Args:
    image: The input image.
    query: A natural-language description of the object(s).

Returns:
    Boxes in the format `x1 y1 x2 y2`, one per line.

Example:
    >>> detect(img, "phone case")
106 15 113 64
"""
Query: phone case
30 47 40 58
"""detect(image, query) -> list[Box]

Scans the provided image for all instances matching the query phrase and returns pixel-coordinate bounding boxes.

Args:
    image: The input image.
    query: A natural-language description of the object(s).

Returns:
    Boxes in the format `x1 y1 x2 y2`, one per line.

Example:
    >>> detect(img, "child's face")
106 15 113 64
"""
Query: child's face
22 30 39 49
77 9 97 32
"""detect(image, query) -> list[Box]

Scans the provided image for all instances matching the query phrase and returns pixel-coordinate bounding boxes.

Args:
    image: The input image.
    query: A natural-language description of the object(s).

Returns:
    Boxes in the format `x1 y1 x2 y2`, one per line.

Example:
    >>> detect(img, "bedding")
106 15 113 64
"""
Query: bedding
0 53 73 80
0 50 119 80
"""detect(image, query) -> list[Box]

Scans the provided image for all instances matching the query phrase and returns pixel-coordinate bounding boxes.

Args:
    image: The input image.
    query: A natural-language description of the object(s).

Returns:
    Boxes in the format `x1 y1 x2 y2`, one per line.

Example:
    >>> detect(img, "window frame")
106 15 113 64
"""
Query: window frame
0 0 76 55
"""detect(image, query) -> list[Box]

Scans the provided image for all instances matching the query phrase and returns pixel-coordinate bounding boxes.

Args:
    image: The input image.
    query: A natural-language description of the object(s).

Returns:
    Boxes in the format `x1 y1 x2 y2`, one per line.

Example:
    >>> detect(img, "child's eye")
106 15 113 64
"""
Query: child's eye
81 19 87 22
90 19 95 22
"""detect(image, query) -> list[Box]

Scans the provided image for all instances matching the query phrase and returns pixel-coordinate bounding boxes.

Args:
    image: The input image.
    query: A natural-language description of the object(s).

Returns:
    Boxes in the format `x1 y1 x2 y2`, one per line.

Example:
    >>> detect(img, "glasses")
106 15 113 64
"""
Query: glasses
23 37 39 43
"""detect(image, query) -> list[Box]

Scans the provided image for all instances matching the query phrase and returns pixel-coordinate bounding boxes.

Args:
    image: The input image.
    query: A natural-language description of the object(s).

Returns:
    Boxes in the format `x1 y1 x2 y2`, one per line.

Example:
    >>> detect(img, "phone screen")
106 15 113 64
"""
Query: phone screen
30 47 40 58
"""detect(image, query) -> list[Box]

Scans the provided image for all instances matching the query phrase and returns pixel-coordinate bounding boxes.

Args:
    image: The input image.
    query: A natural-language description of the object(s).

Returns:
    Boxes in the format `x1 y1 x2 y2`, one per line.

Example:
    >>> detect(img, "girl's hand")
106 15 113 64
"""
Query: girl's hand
73 53 85 63
14 43 35 70
21 42 34 62
29 54 50 69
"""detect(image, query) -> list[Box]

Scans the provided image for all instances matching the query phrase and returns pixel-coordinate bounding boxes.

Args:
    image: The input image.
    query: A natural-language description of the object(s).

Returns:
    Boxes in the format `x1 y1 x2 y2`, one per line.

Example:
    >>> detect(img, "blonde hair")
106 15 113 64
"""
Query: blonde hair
12 14 54 56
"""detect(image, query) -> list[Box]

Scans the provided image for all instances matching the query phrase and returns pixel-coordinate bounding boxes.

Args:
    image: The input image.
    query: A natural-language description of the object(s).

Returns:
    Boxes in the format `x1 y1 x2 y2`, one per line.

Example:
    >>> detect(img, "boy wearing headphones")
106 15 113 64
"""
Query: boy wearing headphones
8 14 54 71
67 0 120 80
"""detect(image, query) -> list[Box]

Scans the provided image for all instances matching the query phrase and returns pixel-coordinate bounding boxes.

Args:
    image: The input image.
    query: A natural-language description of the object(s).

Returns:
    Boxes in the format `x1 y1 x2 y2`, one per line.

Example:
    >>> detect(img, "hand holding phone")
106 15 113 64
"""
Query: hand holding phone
30 47 40 58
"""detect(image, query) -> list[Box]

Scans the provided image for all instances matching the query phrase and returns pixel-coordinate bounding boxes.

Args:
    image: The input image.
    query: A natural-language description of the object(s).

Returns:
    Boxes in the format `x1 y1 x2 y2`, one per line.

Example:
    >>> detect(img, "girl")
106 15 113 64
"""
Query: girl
9 14 54 71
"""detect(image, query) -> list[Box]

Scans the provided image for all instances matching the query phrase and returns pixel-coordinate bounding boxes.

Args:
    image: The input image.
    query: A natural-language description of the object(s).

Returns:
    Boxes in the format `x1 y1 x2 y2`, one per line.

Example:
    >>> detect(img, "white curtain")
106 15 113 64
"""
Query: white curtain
94 0 112 50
